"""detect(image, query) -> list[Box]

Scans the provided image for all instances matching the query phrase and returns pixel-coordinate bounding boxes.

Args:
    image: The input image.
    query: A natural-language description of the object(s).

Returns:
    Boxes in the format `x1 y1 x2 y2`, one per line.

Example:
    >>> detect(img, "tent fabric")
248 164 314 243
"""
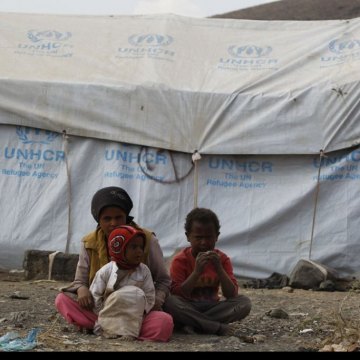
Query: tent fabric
0 13 360 154
1 124 360 278
1 13 360 278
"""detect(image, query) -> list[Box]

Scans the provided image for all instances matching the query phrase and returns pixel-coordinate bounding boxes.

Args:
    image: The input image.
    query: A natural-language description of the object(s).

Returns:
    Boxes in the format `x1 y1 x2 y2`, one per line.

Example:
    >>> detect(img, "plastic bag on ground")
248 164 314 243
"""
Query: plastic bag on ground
0 328 40 351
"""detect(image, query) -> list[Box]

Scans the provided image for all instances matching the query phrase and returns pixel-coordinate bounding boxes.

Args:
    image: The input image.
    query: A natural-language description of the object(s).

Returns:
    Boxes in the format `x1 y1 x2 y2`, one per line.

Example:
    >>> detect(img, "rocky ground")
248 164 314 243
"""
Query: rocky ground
1 271 360 352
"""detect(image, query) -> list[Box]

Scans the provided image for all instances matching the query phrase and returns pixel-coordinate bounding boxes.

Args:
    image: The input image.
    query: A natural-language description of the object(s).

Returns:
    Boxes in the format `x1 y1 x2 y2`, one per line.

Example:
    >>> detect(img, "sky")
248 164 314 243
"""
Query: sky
0 0 279 18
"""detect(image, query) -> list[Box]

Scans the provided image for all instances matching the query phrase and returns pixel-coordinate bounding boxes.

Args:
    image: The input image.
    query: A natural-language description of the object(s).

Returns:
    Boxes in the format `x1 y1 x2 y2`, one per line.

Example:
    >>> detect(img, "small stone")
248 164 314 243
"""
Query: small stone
265 308 289 319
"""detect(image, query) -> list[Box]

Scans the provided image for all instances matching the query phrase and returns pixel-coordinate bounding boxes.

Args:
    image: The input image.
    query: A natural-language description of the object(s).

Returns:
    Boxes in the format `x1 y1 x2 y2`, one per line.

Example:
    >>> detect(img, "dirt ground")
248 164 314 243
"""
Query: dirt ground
1 271 360 352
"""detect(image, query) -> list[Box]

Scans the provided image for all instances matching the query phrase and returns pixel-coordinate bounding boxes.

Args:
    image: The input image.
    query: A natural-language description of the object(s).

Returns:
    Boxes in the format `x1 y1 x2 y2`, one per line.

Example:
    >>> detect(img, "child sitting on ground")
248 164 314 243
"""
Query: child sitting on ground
164 208 251 336
90 225 157 341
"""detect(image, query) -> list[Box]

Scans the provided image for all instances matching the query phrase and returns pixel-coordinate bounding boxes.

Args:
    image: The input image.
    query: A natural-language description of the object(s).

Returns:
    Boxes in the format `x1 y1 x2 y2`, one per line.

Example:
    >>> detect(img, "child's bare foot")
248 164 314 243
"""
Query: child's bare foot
182 325 197 335
102 332 118 339
76 326 93 335
118 335 136 341
218 323 237 336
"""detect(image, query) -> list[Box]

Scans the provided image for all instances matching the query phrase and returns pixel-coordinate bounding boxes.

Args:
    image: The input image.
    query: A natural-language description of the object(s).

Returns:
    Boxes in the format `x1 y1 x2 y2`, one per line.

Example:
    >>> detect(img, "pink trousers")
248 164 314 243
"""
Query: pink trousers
55 293 173 342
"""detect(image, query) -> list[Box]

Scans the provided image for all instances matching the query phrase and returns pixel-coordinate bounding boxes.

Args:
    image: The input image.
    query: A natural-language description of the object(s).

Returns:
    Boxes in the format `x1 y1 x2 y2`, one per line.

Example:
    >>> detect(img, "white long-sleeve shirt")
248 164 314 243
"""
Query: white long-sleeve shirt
66 230 170 307
90 261 155 314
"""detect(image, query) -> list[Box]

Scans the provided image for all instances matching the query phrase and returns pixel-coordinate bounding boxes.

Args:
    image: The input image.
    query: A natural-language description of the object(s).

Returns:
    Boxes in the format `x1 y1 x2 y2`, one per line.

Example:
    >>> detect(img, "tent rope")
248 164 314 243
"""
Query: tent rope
309 149 325 260
192 150 202 208
137 146 194 184
62 130 72 254
48 251 60 280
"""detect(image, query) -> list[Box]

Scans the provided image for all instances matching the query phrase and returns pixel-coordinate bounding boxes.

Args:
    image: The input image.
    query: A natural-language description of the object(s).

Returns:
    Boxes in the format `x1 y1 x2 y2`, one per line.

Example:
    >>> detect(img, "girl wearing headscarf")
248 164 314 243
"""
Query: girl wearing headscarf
55 186 173 342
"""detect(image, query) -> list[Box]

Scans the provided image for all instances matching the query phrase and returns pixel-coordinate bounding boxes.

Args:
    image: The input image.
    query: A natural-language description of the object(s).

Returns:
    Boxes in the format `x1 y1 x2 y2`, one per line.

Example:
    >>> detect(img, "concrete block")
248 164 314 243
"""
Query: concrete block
23 250 78 281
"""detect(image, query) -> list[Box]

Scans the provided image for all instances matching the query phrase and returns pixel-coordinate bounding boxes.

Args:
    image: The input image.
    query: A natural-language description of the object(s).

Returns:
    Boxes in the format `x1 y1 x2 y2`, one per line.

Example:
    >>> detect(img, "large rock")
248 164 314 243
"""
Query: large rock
23 250 78 281
289 259 339 289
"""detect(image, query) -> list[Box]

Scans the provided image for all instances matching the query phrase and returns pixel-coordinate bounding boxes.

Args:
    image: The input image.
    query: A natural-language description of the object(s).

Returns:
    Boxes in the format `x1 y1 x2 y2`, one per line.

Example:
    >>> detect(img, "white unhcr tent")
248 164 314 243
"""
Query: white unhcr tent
1 12 360 278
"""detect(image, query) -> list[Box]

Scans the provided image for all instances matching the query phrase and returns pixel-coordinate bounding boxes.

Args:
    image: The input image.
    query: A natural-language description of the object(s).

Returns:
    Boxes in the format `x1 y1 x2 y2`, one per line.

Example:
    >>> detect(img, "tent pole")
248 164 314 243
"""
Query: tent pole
192 151 201 208
63 130 72 254
309 150 324 260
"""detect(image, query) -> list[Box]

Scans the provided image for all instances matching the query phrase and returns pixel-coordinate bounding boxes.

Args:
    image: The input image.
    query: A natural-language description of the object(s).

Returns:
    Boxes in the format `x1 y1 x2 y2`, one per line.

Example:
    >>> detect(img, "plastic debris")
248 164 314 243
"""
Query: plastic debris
0 331 19 344
0 328 40 351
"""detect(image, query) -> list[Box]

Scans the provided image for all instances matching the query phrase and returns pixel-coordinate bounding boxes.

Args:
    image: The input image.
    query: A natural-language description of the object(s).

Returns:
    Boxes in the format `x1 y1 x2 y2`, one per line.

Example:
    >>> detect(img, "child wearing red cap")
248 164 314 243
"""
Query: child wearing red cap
89 225 171 341
55 186 173 341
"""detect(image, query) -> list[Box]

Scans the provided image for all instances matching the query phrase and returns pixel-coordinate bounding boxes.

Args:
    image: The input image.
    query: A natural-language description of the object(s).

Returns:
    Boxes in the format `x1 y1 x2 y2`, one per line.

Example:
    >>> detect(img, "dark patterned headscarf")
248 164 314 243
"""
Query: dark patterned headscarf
91 187 133 223
108 226 145 269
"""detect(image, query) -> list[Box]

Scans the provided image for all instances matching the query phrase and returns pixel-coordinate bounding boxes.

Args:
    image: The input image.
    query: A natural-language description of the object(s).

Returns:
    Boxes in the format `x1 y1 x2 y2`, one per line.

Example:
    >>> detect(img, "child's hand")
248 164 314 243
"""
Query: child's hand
152 290 166 310
194 252 211 274
205 251 222 271
77 286 94 310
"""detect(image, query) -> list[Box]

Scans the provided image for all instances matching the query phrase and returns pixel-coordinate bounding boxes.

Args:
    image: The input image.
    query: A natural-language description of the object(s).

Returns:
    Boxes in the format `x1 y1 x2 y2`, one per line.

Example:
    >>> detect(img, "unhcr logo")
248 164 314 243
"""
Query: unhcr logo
218 44 277 71
16 29 73 57
328 37 360 54
228 44 272 58
320 34 360 67
16 127 59 145
27 30 72 43
117 33 175 60
128 34 173 47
